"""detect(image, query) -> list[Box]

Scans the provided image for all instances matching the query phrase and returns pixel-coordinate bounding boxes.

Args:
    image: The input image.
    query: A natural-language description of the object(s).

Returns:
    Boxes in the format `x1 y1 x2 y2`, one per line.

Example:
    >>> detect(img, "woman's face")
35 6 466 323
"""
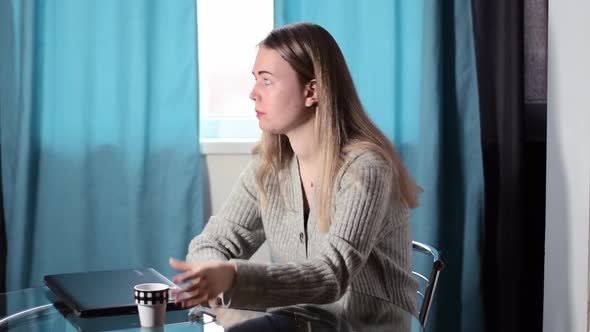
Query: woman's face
250 47 315 135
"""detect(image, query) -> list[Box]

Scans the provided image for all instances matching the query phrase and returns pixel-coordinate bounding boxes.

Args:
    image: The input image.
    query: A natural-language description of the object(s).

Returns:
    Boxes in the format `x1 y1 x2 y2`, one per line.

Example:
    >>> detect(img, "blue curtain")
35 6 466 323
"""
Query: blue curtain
275 0 484 331
0 0 201 291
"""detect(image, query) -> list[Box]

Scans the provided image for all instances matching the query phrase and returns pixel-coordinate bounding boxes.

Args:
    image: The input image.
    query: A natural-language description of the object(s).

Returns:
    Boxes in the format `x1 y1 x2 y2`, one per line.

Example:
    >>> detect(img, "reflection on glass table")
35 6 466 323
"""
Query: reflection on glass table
0 287 423 331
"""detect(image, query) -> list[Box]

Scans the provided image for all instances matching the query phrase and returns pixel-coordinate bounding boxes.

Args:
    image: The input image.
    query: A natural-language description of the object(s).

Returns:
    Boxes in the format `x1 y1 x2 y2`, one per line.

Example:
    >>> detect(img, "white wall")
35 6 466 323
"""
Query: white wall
202 154 253 219
201 151 270 262
544 1 590 331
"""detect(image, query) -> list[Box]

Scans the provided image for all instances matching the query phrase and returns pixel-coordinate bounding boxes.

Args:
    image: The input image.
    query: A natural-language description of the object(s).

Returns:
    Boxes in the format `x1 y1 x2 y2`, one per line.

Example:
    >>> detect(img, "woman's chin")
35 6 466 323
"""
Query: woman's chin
261 129 282 135
259 124 282 135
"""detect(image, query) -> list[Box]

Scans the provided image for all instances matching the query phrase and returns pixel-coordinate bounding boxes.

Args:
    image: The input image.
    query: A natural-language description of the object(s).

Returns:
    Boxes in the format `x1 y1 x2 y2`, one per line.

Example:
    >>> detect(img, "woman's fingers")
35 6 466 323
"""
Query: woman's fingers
174 279 210 304
168 260 235 309
178 288 211 308
173 269 203 284
169 257 191 271
170 258 201 284
168 258 215 308
180 278 207 293
169 259 206 285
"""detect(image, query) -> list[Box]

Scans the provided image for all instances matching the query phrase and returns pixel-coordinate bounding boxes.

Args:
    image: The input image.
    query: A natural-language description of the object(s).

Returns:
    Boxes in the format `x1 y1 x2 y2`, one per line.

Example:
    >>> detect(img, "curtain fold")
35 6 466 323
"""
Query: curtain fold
275 0 484 331
471 1 547 331
0 134 3 299
0 0 201 291
0 148 5 295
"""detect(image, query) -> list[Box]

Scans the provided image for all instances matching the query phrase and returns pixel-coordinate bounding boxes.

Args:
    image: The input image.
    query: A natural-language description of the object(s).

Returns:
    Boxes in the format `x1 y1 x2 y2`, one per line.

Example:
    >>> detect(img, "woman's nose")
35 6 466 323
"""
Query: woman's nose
249 85 257 101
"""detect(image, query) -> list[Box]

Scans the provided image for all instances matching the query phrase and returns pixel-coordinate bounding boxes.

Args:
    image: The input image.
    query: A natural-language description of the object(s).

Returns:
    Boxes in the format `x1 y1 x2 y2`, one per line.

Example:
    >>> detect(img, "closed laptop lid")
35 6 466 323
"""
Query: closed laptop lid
44 268 181 317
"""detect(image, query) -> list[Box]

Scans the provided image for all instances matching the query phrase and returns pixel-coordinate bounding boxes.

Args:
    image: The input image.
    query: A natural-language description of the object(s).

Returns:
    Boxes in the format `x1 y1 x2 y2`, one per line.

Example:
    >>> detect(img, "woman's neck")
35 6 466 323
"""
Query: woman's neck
286 116 320 166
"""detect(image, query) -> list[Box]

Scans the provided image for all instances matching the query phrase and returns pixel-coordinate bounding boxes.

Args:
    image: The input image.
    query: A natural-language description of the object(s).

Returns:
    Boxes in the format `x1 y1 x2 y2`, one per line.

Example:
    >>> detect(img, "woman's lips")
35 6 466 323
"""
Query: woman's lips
256 111 264 119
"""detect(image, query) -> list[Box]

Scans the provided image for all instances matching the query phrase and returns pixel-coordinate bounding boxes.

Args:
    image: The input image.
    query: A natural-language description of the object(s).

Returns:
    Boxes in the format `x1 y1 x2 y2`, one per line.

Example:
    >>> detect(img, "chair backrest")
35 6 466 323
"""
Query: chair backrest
412 241 444 328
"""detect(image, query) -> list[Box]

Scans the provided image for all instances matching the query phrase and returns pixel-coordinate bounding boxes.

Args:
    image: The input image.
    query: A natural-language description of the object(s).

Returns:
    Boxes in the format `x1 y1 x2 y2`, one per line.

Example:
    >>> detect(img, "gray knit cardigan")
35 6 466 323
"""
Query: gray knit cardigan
186 149 418 315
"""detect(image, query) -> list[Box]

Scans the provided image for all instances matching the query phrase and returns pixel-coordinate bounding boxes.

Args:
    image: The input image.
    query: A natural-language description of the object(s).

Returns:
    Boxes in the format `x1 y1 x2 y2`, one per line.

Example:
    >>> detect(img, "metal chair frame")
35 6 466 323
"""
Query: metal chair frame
412 241 444 328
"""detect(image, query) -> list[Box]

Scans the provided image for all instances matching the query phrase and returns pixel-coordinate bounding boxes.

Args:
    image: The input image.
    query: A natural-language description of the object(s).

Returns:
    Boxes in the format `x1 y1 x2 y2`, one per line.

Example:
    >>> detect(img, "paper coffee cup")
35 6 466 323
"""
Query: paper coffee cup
134 283 169 327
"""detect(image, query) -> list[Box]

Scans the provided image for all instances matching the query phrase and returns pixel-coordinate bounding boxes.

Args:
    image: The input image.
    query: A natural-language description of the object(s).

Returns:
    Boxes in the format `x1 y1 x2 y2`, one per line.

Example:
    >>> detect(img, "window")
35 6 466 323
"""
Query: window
197 0 273 141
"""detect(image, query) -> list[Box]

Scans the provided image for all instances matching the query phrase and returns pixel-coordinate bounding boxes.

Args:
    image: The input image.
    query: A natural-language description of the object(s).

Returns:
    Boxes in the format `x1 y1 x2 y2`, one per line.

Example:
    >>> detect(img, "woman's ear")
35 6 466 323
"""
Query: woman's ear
304 79 317 108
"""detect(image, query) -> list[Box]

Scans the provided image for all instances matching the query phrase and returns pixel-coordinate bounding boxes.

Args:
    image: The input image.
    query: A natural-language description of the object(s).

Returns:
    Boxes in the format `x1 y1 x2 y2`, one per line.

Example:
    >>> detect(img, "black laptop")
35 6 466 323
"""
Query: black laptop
44 267 182 317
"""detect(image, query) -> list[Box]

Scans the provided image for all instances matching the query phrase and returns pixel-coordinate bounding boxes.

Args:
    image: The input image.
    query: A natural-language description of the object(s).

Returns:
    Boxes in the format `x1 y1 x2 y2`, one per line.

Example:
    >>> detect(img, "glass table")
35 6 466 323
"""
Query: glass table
0 287 424 331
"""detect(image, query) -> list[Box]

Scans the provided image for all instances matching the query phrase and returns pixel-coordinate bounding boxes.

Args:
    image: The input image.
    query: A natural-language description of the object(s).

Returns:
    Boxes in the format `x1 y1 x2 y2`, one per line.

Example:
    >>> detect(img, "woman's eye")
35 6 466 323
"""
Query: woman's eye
263 78 271 86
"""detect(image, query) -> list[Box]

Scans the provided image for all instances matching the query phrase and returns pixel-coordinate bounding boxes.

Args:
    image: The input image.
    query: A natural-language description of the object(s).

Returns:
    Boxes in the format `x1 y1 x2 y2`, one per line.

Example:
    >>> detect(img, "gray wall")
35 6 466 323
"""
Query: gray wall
201 151 270 262
544 0 590 331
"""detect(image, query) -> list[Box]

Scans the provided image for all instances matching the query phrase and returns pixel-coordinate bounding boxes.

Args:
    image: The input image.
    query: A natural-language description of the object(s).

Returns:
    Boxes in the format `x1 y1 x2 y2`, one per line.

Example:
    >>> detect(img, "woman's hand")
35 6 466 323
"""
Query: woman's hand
169 258 236 308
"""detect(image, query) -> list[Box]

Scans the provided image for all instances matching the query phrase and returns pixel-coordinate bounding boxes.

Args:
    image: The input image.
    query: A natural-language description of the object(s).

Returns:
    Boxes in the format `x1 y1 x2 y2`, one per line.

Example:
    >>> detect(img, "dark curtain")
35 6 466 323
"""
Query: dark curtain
0 145 5 295
0 0 11 297
471 0 547 331
0 150 5 328
0 12 5 323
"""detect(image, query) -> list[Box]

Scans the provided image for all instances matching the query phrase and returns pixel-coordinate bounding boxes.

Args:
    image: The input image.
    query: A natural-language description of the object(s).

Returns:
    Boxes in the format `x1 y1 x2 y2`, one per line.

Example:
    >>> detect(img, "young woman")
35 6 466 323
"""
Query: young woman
170 22 421 317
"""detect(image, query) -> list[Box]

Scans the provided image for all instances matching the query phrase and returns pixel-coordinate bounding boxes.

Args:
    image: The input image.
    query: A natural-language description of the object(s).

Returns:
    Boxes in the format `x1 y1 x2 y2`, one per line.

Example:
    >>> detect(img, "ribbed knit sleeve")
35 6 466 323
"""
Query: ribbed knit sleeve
227 153 397 308
186 159 265 262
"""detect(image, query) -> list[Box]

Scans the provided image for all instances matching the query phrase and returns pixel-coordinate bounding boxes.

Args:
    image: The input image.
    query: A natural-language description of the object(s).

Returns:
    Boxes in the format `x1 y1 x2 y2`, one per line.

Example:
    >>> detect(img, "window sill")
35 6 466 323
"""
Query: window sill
200 138 258 155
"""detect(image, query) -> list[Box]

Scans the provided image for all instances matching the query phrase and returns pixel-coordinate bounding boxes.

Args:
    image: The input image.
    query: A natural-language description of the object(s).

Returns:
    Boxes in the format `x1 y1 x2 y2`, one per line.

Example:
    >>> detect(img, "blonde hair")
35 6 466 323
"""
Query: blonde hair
253 22 421 232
